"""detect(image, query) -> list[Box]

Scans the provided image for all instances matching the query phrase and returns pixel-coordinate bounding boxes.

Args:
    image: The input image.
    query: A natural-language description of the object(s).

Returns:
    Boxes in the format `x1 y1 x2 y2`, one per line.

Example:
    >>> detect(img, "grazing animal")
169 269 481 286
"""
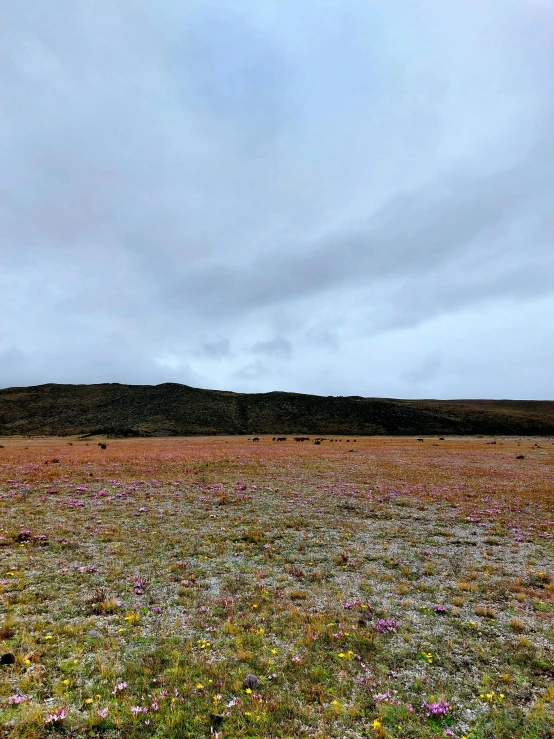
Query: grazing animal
417 438 424 442
98 443 107 449
252 437 260 442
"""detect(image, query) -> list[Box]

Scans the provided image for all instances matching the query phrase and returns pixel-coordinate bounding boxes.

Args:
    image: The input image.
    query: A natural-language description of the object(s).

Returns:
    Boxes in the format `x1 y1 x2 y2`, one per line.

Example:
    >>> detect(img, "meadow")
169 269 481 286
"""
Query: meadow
0 435 552 738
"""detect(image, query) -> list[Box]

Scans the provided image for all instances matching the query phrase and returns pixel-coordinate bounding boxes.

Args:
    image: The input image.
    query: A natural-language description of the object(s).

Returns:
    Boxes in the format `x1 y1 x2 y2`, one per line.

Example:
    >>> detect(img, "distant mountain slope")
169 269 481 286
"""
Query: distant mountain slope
0 383 553 436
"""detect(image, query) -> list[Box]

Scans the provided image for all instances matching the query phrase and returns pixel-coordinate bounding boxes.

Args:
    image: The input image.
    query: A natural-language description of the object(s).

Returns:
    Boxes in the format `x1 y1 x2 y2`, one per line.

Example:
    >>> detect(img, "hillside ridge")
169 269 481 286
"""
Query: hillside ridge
1 382 554 436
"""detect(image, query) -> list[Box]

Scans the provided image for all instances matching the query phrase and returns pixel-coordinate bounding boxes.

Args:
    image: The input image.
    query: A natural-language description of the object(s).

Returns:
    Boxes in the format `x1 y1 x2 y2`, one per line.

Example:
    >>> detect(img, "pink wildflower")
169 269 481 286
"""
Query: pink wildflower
44 707 67 724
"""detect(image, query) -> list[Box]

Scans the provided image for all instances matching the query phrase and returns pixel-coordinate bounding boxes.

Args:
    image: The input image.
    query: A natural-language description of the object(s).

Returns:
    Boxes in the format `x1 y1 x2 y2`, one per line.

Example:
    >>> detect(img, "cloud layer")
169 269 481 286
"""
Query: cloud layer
1 0 553 398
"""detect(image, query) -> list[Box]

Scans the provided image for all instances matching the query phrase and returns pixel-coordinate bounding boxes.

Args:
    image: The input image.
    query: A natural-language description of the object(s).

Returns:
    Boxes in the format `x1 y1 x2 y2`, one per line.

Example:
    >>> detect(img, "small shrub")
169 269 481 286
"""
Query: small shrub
475 605 496 619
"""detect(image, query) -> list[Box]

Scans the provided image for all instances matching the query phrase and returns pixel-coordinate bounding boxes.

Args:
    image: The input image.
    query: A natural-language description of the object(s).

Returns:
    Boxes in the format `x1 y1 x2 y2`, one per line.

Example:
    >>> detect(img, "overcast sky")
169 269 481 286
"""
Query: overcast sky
1 0 553 399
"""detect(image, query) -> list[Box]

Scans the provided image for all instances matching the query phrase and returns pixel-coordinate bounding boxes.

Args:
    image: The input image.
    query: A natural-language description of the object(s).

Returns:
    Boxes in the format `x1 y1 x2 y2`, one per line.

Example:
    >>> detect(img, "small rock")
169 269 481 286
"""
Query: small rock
210 713 224 728
0 653 15 665
243 673 260 690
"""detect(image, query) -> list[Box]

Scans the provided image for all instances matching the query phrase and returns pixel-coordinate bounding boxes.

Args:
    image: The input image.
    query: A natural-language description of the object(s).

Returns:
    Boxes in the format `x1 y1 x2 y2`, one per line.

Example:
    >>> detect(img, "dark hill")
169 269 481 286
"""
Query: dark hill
0 383 553 437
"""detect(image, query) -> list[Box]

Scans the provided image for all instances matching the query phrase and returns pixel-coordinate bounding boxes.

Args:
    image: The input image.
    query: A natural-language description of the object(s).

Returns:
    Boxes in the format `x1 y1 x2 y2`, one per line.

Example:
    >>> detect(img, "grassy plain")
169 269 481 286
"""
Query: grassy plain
0 435 552 738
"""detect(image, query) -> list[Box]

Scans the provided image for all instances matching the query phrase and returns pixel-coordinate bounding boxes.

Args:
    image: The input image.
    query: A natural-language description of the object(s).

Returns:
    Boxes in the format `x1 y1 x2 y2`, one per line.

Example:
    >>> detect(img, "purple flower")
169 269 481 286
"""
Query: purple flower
132 576 147 594
375 619 399 633
131 705 148 715
44 707 67 724
422 699 451 717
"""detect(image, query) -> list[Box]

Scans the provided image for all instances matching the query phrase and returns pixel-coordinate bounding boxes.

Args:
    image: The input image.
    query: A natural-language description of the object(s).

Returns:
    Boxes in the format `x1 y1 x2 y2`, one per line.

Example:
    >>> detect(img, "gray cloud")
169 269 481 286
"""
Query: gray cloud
195 337 232 359
1 0 553 398
249 337 292 359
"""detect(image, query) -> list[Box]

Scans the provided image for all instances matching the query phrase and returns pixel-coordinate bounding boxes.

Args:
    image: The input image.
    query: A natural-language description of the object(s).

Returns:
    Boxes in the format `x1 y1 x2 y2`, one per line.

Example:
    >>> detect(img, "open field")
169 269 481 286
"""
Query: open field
0 435 553 738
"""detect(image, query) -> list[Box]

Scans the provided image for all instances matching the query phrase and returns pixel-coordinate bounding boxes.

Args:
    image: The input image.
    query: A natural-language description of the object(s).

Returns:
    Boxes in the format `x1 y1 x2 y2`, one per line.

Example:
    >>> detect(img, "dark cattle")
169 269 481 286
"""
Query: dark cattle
98 443 107 449
313 440 321 445
417 438 424 442
516 454 525 459
252 437 260 442
439 437 445 441
294 437 310 442
277 437 287 442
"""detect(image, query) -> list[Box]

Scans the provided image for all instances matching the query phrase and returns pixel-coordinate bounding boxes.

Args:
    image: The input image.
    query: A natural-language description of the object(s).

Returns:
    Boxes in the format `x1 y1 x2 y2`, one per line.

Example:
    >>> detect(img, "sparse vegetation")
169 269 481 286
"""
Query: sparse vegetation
0 435 552 738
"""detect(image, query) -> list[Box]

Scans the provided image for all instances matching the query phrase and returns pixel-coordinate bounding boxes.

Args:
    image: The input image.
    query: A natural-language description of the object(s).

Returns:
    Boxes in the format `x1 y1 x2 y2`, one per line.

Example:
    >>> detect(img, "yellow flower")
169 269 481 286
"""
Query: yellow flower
62 679 69 685
24 659 31 665
372 719 382 729
196 684 204 690
271 649 277 655
244 711 252 716
5 572 15 576
85 697 93 704
245 688 252 694
44 635 53 640
338 653 345 658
